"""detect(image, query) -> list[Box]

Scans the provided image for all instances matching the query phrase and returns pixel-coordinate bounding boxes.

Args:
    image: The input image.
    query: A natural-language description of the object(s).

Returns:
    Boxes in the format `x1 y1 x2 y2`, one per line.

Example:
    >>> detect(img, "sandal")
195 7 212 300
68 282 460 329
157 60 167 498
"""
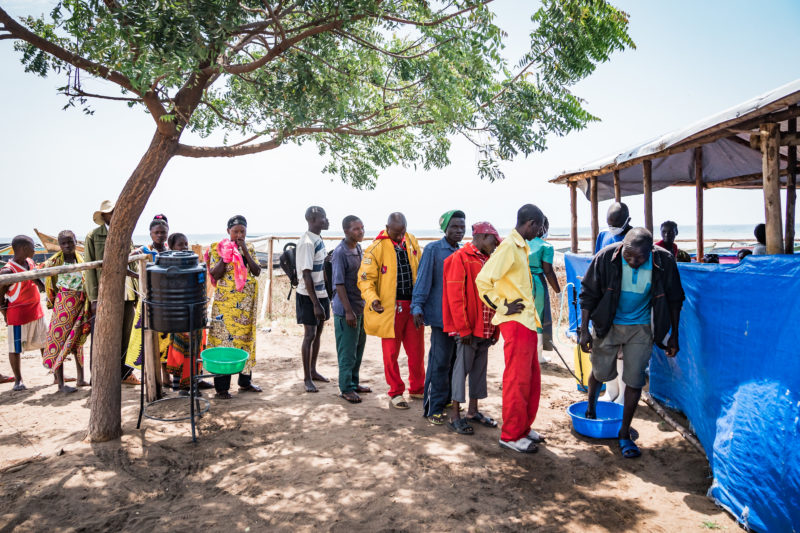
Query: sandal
355 385 372 393
1 376 15 384
447 418 474 435
122 375 141 386
499 437 538 453
427 413 446 425
12 383 27 391
409 393 423 399
214 392 233 400
467 412 498 428
340 391 362 404
239 383 262 393
619 438 641 459
390 395 409 409
527 429 547 443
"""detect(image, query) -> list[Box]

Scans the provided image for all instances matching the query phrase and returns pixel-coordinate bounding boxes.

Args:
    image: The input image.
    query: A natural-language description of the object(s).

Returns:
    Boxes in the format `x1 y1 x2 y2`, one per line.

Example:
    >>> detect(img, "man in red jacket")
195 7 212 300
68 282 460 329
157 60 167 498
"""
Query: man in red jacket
442 222 502 435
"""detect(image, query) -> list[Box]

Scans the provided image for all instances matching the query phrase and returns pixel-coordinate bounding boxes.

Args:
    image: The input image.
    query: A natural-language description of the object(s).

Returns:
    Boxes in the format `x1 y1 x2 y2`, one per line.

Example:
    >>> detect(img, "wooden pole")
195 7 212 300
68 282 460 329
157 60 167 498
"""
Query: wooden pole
0 253 148 287
267 237 274 318
761 123 783 254
786 114 797 254
569 182 578 253
695 147 704 262
613 169 621 202
138 257 161 402
643 159 653 233
590 176 599 249
642 392 705 456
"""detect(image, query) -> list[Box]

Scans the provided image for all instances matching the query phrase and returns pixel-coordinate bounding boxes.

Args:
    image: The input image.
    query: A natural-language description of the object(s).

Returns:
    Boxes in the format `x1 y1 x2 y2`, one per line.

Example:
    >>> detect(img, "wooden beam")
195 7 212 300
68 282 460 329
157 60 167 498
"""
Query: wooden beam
786 112 797 254
643 159 653 232
569 182 578 253
761 123 783 254
750 131 800 150
695 147 704 263
0 253 148 287
554 105 800 184
613 169 621 201
590 176 599 249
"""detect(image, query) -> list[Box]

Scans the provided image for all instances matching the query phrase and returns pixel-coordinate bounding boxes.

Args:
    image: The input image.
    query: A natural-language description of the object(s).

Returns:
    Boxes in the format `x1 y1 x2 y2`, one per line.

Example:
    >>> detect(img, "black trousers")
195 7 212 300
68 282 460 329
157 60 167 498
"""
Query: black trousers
120 300 137 379
214 372 252 393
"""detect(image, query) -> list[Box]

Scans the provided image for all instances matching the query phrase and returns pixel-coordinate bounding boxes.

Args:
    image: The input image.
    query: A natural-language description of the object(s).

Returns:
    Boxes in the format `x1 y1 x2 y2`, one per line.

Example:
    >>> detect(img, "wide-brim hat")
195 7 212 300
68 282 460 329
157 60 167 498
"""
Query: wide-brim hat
93 200 115 226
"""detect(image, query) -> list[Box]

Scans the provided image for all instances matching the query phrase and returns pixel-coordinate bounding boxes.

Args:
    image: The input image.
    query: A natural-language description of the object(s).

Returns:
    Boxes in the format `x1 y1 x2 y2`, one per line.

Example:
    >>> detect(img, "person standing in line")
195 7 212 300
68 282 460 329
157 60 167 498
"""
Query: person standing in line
206 215 263 399
412 210 465 425
84 200 141 386
0 236 47 391
295 206 331 393
476 204 546 453
357 212 424 409
526 216 560 360
332 215 372 404
42 230 91 392
443 222 501 435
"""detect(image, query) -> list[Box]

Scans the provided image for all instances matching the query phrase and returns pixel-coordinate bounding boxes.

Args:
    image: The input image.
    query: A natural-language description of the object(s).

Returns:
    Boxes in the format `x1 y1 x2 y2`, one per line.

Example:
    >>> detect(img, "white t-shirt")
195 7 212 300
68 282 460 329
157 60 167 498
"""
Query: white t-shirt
295 231 328 298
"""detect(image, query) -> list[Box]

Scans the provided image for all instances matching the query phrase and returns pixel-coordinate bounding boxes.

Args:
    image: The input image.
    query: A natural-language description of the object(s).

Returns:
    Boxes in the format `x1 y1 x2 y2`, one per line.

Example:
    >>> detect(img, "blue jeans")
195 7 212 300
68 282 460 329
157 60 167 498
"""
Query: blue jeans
423 326 457 416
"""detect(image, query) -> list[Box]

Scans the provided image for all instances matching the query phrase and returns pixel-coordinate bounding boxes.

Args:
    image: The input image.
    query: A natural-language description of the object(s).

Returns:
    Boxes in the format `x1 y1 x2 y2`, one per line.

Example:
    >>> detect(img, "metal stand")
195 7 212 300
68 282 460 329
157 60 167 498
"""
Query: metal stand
136 299 212 442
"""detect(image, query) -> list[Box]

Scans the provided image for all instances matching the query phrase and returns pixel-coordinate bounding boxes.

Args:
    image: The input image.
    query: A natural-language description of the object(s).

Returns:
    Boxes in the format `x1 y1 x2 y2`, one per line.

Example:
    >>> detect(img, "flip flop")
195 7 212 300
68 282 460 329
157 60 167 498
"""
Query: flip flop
390 395 409 409
355 385 372 393
527 429 547 443
214 392 233 400
619 438 641 459
499 437 538 453
447 418 474 435
467 412 498 428
427 413 446 425
0 376 14 384
340 392 362 404
238 384 262 393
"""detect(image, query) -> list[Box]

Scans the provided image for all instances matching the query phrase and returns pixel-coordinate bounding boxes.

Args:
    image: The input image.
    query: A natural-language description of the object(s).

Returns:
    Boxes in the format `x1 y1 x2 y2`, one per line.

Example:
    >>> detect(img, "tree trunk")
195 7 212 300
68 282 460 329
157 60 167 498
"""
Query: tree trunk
88 131 178 442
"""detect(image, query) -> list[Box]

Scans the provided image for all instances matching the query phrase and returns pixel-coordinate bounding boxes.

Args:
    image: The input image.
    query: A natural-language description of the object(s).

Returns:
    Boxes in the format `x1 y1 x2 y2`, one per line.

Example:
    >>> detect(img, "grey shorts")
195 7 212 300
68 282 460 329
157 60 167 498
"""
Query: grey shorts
591 324 653 389
450 337 491 403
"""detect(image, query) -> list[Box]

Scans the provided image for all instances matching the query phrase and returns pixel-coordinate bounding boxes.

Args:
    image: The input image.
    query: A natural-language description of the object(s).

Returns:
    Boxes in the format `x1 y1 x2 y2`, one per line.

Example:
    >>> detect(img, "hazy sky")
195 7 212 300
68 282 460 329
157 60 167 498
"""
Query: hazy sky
2 0 800 240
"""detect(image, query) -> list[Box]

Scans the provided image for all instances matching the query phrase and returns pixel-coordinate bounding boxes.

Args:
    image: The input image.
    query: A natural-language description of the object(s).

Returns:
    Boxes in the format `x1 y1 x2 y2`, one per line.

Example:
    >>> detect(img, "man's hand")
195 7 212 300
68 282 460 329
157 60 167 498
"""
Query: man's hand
579 328 592 353
314 301 326 322
371 300 384 314
665 335 679 357
345 310 357 328
459 334 474 346
412 312 424 329
504 298 524 315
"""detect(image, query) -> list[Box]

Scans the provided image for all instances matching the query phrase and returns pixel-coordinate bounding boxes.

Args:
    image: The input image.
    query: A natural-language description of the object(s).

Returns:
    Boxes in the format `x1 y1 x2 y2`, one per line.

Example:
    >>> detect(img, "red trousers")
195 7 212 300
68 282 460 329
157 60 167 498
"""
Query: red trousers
498 321 540 442
381 300 426 397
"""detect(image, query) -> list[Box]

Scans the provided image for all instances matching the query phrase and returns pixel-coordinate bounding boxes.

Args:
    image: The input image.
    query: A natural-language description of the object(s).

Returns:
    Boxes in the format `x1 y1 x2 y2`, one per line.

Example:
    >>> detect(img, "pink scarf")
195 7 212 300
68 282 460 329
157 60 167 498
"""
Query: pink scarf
207 239 247 292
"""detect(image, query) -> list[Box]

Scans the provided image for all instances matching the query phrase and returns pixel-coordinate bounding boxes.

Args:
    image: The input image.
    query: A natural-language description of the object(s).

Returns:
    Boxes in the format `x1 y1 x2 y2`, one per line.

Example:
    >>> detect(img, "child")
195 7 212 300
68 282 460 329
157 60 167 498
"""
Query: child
0 235 47 391
165 233 212 395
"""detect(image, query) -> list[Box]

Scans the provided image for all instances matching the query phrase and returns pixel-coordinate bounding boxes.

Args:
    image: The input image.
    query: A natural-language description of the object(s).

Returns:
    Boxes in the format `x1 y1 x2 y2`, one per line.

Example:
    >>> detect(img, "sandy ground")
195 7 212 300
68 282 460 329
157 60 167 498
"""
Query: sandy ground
0 275 737 532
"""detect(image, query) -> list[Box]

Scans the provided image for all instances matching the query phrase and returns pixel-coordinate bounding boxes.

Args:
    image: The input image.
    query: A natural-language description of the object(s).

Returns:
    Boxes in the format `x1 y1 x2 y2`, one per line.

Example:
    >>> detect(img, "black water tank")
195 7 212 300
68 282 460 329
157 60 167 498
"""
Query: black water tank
146 251 207 333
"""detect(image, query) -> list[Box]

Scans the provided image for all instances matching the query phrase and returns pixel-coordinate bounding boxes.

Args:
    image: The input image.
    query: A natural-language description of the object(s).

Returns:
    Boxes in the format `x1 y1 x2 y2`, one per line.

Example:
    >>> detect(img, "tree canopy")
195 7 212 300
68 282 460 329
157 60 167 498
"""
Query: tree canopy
4 0 634 187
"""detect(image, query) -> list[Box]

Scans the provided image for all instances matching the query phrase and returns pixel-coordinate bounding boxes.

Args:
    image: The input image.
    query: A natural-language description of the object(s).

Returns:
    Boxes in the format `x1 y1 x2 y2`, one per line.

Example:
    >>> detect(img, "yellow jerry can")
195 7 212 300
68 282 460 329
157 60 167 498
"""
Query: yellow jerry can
574 344 592 391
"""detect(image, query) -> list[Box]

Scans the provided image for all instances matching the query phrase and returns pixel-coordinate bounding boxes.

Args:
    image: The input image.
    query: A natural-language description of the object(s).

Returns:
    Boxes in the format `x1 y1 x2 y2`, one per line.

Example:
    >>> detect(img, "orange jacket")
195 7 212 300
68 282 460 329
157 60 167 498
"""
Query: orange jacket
442 243 499 340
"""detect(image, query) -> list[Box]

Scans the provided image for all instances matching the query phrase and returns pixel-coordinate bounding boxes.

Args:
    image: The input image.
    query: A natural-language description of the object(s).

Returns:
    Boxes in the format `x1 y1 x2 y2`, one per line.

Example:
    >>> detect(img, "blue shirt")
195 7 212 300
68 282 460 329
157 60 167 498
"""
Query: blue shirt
411 237 460 328
331 240 364 316
614 253 652 325
595 230 624 254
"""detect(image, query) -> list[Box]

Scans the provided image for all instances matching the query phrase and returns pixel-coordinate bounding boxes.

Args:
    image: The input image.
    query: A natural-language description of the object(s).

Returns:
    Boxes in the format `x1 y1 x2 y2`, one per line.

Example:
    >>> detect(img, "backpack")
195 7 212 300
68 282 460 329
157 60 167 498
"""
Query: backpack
278 242 298 300
323 250 334 300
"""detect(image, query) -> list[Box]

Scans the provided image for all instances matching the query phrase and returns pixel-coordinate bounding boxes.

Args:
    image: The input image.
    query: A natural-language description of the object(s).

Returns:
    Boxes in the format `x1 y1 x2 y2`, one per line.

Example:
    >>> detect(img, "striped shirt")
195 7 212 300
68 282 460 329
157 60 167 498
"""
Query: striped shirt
296 231 328 298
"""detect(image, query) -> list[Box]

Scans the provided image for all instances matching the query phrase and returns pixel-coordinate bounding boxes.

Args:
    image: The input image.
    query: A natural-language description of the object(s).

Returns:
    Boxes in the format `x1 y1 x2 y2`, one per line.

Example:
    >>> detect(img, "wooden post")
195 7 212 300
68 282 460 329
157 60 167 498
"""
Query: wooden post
569 182 578 253
786 114 797 254
590 176 599 249
267 237 274 318
761 123 783 254
695 147 704 262
643 159 653 233
613 169 621 202
138 257 161 402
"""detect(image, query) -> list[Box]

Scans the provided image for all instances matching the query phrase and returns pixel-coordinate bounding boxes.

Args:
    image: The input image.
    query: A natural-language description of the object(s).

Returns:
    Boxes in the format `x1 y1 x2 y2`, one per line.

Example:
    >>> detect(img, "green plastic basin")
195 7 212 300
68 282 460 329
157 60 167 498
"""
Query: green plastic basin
201 347 249 375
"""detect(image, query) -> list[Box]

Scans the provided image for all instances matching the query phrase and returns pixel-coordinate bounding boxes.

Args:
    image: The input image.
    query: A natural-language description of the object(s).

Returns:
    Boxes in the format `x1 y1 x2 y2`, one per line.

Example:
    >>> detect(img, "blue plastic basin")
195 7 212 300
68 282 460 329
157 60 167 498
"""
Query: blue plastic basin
567 401 624 439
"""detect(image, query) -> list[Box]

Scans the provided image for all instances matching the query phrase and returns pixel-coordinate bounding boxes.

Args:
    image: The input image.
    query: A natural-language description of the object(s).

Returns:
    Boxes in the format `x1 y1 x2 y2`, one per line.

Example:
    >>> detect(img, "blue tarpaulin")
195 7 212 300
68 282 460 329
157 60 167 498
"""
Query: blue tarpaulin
563 252 800 532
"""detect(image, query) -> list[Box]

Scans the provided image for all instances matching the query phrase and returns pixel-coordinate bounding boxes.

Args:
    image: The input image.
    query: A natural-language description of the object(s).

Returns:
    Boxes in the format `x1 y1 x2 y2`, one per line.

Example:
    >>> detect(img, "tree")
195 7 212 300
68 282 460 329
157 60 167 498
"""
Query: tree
0 0 633 441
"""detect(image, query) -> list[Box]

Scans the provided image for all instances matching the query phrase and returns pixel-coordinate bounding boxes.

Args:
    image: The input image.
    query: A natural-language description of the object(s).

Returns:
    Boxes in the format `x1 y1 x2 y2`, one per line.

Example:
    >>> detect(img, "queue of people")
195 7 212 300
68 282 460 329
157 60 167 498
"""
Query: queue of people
2 199 693 458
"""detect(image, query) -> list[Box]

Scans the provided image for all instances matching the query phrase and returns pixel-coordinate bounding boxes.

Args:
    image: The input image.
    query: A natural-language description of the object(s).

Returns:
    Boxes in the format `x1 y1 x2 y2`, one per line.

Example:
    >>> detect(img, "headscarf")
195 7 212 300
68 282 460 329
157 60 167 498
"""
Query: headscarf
227 215 247 230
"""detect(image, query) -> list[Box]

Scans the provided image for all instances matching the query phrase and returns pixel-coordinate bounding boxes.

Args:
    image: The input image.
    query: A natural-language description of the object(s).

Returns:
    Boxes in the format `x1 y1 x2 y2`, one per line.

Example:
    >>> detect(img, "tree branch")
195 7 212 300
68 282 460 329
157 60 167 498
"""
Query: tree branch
374 0 494 28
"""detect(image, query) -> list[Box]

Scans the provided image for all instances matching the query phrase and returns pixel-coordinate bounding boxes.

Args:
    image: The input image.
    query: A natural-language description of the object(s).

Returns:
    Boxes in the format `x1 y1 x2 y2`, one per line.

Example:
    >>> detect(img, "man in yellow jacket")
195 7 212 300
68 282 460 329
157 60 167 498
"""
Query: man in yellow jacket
476 204 545 454
358 212 424 409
